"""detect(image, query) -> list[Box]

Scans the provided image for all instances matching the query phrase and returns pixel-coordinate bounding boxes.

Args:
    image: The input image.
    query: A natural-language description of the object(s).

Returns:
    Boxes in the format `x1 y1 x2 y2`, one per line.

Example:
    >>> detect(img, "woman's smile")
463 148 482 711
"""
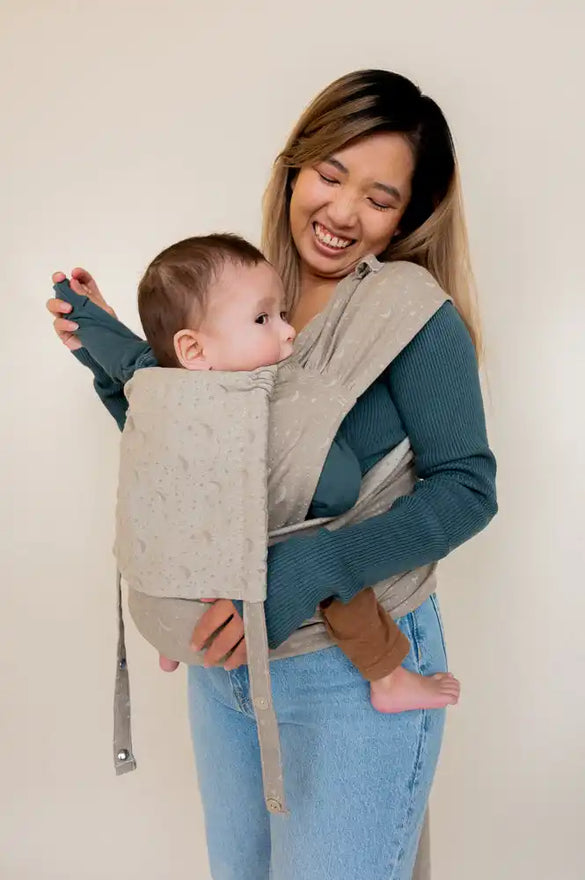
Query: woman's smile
312 221 355 254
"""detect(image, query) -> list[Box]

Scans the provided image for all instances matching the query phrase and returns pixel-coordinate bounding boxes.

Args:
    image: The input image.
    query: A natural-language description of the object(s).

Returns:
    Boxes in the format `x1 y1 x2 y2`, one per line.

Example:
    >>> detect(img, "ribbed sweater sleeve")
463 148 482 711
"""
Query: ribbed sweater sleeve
72 348 129 431
56 278 158 431
263 302 498 648
55 279 157 383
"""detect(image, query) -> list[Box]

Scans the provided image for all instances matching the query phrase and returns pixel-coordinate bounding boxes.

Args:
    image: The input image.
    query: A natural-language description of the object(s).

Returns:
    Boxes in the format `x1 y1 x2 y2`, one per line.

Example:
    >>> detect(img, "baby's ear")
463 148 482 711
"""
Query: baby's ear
173 329 210 371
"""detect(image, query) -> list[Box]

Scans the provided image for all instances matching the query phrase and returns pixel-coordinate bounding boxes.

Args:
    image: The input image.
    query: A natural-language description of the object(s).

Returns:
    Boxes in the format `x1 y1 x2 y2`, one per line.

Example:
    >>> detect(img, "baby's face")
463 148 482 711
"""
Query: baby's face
194 261 296 371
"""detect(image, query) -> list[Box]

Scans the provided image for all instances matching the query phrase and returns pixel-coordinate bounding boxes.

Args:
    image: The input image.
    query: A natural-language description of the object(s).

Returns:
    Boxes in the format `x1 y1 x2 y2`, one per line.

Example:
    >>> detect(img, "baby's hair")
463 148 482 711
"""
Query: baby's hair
138 233 266 367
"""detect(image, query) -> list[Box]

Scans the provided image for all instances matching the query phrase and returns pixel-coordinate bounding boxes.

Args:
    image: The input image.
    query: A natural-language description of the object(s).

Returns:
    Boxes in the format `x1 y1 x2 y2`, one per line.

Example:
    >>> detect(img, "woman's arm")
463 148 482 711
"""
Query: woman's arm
55 279 157 383
72 348 129 430
53 278 158 430
263 302 498 648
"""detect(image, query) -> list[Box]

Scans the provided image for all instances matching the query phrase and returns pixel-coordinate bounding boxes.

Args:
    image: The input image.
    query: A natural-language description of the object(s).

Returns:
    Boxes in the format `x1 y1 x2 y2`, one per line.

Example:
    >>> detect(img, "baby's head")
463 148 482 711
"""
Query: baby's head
138 234 295 371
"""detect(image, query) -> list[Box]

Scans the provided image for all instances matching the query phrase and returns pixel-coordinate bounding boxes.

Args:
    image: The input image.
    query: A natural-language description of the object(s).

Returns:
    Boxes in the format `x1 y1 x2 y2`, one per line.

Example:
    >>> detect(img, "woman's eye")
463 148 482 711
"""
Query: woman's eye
318 171 338 185
368 197 393 211
255 313 269 325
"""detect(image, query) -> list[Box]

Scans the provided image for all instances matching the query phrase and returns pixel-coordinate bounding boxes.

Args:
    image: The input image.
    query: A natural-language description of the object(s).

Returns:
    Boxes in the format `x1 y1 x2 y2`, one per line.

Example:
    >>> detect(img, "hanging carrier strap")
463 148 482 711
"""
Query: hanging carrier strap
114 364 287 812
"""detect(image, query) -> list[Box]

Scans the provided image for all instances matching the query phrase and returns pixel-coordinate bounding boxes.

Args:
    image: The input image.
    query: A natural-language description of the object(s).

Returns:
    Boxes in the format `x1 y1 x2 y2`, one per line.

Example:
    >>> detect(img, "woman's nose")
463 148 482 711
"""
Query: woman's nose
326 188 358 230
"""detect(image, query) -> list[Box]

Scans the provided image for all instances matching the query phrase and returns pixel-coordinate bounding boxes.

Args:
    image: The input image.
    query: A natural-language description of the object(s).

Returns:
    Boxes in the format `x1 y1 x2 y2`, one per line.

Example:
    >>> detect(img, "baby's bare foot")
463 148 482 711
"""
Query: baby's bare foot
159 653 180 672
370 665 460 714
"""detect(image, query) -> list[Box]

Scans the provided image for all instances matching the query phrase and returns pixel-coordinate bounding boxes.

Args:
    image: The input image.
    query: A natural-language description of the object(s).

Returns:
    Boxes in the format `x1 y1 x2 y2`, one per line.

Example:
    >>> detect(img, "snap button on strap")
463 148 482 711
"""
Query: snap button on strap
266 797 284 813
354 254 383 279
244 602 288 815
354 260 371 279
113 571 137 777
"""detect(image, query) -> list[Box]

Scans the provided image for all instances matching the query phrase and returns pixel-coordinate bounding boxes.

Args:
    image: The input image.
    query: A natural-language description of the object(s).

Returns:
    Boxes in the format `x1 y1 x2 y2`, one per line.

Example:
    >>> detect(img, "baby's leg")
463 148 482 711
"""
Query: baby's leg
369 666 460 714
159 654 179 672
321 590 460 713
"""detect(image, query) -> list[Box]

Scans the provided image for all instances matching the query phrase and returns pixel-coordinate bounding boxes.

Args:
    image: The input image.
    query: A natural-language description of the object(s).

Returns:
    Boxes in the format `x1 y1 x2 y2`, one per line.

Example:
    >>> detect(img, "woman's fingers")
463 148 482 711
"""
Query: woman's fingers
202 615 245 668
191 599 245 666
51 315 78 333
48 273 84 351
71 267 97 287
46 297 72 317
57 330 82 351
222 639 247 671
189 599 247 669
54 318 79 335
46 298 82 350
70 266 116 317
191 599 233 651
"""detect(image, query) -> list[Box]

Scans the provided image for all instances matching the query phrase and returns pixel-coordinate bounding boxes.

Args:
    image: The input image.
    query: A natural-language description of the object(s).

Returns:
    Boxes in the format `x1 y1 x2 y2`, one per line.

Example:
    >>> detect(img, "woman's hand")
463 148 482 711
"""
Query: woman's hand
46 267 117 351
191 600 247 670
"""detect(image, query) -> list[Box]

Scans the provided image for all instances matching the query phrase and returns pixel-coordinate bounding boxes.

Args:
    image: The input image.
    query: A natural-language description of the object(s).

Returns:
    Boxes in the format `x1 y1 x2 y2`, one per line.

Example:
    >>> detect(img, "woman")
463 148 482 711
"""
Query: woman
47 70 497 880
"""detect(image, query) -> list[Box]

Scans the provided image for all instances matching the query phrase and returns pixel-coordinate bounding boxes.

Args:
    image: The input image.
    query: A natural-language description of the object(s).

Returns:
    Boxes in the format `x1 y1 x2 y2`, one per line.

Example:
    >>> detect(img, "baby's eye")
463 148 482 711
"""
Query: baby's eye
255 313 269 325
280 311 288 322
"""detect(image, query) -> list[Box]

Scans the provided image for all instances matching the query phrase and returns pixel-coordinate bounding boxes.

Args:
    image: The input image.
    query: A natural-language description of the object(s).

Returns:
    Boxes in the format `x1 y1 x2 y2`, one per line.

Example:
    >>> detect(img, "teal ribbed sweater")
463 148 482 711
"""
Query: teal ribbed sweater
263 303 497 645
65 283 497 648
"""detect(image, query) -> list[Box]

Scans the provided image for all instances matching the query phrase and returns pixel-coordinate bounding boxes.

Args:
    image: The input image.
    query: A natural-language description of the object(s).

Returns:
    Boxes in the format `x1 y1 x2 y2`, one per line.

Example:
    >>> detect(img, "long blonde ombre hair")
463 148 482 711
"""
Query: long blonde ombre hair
262 69 482 357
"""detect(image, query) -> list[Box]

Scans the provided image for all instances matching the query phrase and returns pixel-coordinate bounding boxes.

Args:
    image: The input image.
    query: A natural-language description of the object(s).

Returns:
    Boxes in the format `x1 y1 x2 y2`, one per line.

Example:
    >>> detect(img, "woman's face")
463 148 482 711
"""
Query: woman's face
289 132 415 281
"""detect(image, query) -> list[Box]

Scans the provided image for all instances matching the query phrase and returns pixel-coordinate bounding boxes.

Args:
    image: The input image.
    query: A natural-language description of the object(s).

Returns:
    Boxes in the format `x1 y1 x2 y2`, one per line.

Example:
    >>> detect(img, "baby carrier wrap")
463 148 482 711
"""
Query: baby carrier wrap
114 257 449 821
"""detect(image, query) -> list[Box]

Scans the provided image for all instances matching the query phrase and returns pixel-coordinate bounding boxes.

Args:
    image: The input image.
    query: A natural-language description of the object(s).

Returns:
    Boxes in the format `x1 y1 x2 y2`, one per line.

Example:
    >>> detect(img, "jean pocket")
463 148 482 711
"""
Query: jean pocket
397 609 423 674
428 592 448 668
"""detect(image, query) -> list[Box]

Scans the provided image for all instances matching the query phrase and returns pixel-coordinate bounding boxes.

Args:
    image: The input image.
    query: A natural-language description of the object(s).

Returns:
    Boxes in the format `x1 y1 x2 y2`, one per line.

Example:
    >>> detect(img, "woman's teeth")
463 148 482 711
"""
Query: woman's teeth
313 222 353 250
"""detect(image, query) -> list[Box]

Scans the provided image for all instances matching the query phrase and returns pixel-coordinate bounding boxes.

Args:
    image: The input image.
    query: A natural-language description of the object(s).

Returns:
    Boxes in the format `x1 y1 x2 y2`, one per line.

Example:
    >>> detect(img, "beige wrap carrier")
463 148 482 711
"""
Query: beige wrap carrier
113 257 448 833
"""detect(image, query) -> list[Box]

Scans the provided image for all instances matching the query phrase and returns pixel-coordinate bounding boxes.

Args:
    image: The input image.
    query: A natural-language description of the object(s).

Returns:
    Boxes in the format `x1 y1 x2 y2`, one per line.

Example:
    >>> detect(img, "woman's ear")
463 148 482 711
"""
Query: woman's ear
173 329 211 370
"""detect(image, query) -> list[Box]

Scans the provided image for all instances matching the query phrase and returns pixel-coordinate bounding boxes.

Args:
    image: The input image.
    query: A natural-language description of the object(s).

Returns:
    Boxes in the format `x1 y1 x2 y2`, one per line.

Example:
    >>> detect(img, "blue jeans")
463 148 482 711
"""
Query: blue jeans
187 594 448 880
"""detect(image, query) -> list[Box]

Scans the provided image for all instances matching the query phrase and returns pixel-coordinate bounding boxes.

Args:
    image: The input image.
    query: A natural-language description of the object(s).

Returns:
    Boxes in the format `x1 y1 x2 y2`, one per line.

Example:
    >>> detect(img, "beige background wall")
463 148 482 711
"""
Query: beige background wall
1 1 583 878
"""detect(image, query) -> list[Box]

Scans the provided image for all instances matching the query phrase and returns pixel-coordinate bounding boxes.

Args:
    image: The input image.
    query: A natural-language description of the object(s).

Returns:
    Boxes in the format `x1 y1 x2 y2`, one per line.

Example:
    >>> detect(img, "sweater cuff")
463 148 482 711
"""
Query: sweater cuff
264 528 348 648
72 346 120 389
72 347 95 369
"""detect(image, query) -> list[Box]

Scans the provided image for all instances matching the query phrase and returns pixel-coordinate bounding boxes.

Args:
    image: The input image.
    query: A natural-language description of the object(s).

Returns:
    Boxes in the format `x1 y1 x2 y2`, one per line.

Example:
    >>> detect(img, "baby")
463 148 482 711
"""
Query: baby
59 233 460 713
